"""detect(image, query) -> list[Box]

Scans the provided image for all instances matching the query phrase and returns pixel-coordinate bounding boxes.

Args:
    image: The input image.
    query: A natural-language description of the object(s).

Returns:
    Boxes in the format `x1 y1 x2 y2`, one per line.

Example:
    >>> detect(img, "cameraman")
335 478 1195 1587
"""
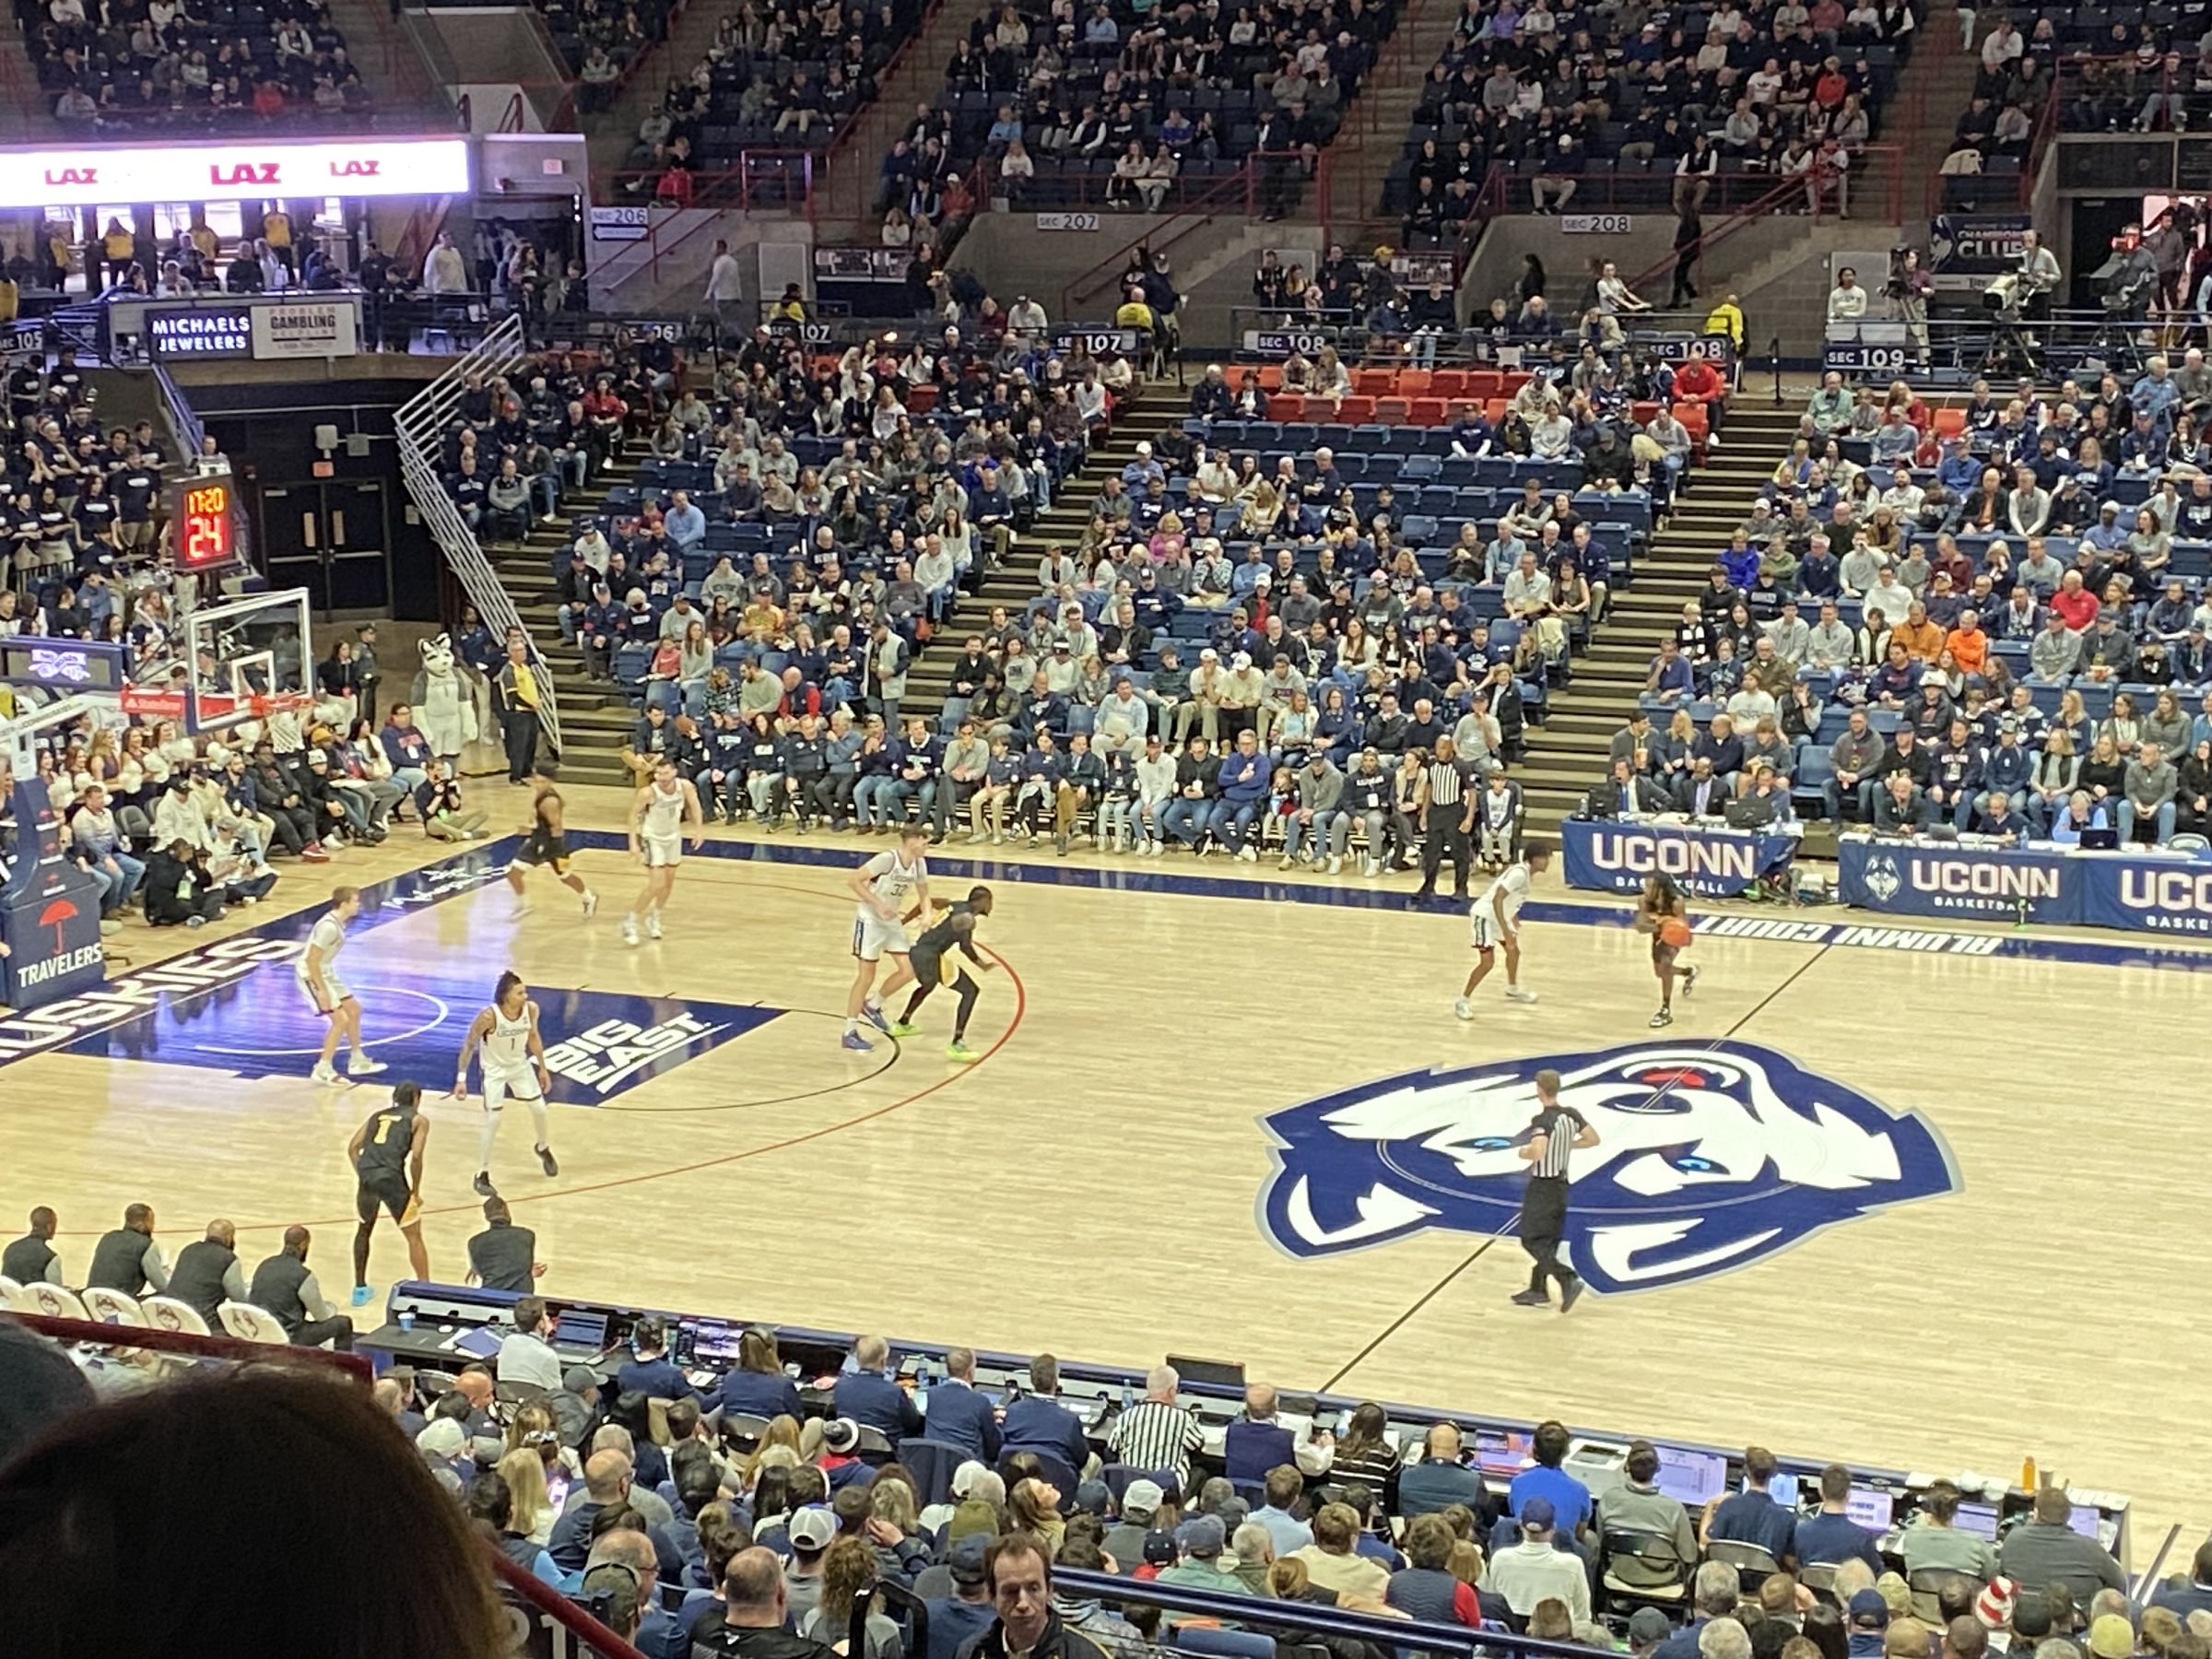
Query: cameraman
2016 228 2063 323
1888 246 1936 369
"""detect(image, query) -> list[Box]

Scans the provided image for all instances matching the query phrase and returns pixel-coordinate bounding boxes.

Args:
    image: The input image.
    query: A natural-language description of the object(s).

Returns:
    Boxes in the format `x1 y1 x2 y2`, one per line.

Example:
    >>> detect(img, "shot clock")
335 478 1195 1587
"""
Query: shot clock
168 470 246 576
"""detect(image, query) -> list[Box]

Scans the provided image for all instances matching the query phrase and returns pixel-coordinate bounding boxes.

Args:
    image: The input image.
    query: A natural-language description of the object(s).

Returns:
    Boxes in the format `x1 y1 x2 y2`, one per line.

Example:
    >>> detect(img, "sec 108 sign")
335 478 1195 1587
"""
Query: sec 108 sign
168 471 246 576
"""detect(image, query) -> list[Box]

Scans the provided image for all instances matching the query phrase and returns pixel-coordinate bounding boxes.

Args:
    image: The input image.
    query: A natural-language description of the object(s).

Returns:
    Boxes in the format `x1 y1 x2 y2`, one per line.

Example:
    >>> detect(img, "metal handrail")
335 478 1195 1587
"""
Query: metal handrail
1621 150 1902 298
1059 157 1272 319
391 313 562 754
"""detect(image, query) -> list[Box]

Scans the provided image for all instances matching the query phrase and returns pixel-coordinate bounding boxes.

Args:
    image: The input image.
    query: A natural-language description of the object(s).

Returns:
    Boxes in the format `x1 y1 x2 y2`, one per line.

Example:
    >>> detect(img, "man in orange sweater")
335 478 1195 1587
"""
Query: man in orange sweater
1892 598 1946 662
1947 609 1990 676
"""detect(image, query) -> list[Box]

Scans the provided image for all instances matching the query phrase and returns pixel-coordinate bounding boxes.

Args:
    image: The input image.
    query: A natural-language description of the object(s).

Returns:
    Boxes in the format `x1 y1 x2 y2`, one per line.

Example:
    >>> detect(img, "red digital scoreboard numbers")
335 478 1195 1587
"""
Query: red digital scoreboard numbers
169 470 245 576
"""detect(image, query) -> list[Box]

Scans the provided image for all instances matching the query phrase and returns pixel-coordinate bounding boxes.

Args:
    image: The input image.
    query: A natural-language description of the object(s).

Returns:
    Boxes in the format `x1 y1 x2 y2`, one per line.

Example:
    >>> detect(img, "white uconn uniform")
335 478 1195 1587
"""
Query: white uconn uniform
640 779 687 867
853 849 925 961
296 913 351 1010
1470 862 1531 950
482 1000 543 1109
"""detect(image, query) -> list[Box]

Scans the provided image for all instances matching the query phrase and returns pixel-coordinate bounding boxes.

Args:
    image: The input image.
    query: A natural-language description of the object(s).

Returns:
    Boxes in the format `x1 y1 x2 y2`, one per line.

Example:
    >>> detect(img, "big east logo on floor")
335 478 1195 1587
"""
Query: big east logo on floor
1256 1041 1959 1295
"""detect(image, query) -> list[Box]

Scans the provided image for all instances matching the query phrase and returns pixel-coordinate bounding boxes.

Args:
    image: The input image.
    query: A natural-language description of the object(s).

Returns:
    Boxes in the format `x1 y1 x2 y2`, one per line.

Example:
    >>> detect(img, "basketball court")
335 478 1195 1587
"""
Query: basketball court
2 795 2204 1541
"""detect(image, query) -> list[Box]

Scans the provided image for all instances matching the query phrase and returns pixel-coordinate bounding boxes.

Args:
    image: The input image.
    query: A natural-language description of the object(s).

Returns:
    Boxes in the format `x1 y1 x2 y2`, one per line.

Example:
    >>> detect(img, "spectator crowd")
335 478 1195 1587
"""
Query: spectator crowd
1 1308 2199 1659
1616 360 2212 844
27 0 374 129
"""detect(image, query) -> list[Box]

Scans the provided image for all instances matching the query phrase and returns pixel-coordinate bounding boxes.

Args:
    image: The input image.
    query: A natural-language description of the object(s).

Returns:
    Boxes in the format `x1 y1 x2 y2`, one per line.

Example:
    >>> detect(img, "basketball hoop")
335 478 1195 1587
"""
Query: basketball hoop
248 691 315 721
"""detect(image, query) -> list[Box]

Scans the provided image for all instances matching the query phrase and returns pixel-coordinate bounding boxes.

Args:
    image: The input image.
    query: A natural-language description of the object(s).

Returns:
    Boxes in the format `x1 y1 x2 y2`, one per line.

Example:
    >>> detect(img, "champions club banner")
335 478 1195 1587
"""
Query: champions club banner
1930 212 2031 275
0 769 107 1008
1561 818 1795 899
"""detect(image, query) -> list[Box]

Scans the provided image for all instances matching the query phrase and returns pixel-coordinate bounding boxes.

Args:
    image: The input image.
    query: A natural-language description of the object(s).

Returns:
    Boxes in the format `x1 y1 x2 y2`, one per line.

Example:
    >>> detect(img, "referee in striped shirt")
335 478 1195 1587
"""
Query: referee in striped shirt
1512 1068 1600 1313
1413 737 1475 900
1105 1363 1205 1491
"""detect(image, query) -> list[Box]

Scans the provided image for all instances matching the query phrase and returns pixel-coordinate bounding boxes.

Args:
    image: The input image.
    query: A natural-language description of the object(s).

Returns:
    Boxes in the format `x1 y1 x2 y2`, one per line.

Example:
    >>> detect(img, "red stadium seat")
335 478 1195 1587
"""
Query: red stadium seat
1468 371 1503 400
1354 369 1394 396
1486 398 1509 424
1428 370 1469 398
1408 398 1447 426
1337 395 1377 422
908 383 938 413
1396 369 1433 396
1932 407 1968 437
1631 401 1660 426
1256 365 1284 391
1271 392 1305 418
1372 396 1411 424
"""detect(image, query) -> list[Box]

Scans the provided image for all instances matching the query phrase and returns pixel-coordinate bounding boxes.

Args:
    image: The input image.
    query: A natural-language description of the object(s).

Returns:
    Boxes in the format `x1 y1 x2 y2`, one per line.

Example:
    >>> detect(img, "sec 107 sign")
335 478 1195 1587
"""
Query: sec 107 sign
168 472 246 576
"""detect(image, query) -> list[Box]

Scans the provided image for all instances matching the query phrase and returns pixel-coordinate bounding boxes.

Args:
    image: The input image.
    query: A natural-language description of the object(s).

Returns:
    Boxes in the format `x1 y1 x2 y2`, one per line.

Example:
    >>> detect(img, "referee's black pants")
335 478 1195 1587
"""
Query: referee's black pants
1520 1176 1576 1295
1417 813 1470 898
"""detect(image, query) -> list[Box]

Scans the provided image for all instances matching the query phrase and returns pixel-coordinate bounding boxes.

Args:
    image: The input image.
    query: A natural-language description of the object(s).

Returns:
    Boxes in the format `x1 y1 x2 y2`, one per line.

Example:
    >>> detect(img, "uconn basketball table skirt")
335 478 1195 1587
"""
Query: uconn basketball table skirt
1562 819 1798 899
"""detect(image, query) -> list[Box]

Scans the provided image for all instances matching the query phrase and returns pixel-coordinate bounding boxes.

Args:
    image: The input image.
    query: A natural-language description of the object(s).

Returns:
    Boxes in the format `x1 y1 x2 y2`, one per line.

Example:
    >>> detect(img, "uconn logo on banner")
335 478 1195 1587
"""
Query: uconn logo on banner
1585 831 1757 893
1903 853 2062 914
2116 867 2212 933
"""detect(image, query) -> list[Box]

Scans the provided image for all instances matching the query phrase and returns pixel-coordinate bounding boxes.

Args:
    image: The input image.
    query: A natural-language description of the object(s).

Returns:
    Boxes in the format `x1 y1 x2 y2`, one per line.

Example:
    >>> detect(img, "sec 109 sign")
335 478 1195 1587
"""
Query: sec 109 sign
168 471 246 576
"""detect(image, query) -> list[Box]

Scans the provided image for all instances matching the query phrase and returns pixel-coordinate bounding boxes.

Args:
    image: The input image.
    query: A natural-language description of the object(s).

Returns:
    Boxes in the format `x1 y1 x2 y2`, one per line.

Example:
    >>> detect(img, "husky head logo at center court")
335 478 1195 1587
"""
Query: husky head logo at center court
1258 1041 1959 1295
1863 854 1903 903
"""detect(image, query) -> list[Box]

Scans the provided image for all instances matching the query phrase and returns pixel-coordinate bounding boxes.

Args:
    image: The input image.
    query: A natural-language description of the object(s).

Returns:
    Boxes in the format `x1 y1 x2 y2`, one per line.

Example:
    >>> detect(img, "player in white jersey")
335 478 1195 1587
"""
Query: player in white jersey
1456 842 1550 1018
298 885 388 1085
620 759 702 945
454 971 558 1195
841 823 930 1051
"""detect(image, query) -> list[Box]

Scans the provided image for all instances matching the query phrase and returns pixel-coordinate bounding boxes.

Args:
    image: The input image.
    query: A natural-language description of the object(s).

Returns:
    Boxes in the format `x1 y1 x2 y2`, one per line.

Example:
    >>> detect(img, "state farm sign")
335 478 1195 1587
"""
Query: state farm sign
0 137 471 207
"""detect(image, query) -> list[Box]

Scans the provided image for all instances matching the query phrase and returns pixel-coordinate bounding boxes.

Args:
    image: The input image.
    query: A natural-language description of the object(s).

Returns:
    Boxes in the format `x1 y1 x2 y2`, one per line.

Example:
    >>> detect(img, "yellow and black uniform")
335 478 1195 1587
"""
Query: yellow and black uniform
0 274 18 324
898 898 990 1049
189 222 219 259
353 1100 421 1224
1702 298 1745 351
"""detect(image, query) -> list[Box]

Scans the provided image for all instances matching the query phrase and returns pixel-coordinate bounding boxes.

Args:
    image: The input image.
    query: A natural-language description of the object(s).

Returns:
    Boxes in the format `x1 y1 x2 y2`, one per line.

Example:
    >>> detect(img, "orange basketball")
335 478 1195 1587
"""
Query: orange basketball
1660 917 1694 948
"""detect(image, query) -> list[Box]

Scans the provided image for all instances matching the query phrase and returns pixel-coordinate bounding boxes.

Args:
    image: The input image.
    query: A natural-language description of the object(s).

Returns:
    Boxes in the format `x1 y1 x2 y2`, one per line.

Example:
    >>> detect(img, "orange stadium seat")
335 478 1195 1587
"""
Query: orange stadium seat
1428 370 1469 398
1337 395 1376 422
1354 369 1394 395
1372 396 1411 424
1396 369 1432 396
1256 365 1283 391
1485 398 1509 424
1933 407 1968 437
1408 398 1447 426
1468 371 1502 400
1271 392 1305 418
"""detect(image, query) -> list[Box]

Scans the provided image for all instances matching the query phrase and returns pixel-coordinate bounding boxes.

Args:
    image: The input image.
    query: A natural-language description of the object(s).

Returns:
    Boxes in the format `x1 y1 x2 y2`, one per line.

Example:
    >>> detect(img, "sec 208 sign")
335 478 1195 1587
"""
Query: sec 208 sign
1560 214 1632 234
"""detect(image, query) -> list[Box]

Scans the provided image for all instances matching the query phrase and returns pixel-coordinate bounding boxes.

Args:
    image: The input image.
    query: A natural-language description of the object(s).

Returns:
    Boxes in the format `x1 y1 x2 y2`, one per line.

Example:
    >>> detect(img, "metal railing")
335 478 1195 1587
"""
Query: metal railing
391 313 562 755
1058 151 1334 319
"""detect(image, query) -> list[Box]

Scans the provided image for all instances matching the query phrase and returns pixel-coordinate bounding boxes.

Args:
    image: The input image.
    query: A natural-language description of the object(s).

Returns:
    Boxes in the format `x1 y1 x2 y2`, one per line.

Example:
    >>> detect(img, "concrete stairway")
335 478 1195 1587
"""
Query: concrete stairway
1505 406 1806 833
1328 0 1471 239
905 387 1159 712
586 0 737 186
497 438 655 787
1884 1 1983 218
324 0 442 116
811 6 992 239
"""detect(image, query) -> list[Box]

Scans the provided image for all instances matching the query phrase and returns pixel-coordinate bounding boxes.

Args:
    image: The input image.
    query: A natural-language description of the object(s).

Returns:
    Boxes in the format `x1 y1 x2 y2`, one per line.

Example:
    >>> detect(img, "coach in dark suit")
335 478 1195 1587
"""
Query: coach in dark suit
834 1334 923 1441
465 1198 540 1294
1597 759 1670 816
1673 759 1728 818
924 1347 1004 1461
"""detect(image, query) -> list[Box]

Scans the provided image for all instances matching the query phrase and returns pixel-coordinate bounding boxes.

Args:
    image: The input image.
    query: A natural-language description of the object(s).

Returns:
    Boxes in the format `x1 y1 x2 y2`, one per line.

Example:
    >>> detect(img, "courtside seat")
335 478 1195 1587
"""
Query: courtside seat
18 1281 88 1320
140 1295 214 1335
218 1301 290 1345
81 1287 147 1326
0 1274 18 1308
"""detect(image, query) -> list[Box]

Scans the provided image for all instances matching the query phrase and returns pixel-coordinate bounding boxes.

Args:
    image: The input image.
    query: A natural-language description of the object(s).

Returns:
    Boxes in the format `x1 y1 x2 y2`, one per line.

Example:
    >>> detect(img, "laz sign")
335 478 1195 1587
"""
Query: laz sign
8 138 470 208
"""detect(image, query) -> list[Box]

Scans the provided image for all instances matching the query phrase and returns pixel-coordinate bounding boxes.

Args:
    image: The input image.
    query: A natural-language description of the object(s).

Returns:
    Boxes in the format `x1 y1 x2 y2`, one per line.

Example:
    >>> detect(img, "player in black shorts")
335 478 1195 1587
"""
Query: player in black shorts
887 887 994 1063
507 780 597 920
345 1080 432 1306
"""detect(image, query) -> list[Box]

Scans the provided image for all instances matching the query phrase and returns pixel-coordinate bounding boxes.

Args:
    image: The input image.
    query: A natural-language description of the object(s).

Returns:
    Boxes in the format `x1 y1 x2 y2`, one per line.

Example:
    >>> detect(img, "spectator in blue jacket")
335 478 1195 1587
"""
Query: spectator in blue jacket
1792 1464 1885 1575
1209 727 1272 860
833 1335 922 1443
715 1324 805 1423
998 1354 1090 1473
923 1347 1003 1463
